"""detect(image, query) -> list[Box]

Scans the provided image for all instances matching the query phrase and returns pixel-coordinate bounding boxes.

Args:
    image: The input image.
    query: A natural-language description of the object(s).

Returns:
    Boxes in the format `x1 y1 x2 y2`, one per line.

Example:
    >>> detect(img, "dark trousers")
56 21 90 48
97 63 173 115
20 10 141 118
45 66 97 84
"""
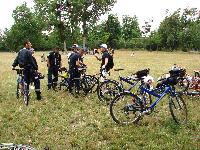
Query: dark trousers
48 66 59 88
68 68 80 91
23 67 40 94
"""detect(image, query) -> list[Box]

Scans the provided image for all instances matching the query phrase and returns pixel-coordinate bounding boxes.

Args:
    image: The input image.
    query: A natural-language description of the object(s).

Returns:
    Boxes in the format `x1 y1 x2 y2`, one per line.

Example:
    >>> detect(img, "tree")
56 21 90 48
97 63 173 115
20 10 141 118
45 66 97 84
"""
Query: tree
33 0 117 49
158 9 182 50
122 15 141 41
104 14 121 48
4 2 44 51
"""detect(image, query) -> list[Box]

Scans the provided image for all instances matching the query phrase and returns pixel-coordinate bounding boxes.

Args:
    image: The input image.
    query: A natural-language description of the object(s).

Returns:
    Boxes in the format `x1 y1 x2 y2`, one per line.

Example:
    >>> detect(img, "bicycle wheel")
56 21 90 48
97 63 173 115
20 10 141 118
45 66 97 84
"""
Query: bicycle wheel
97 80 122 103
85 75 98 93
169 94 187 124
80 77 91 95
110 92 142 124
175 77 189 93
23 83 29 106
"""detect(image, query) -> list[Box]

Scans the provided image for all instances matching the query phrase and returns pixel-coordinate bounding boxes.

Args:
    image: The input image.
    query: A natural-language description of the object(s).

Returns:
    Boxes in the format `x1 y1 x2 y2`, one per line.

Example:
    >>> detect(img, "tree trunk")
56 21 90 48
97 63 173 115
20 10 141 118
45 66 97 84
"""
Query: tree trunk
82 20 87 50
64 40 66 51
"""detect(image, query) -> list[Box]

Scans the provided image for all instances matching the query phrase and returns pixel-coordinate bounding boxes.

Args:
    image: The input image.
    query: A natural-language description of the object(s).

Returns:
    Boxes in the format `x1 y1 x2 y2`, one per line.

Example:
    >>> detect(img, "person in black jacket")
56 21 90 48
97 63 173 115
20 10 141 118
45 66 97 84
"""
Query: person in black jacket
47 47 62 89
68 47 86 93
12 40 38 98
30 48 42 100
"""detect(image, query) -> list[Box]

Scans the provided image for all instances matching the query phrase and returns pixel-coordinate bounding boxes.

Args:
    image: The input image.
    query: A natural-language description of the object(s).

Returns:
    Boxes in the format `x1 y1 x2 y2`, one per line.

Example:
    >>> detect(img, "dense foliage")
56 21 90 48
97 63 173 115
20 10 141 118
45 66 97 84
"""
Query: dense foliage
0 1 200 51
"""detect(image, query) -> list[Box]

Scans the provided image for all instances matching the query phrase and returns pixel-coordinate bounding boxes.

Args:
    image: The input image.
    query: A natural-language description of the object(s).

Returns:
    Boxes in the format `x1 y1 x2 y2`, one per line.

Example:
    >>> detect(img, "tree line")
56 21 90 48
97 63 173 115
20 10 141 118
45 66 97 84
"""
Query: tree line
0 0 200 52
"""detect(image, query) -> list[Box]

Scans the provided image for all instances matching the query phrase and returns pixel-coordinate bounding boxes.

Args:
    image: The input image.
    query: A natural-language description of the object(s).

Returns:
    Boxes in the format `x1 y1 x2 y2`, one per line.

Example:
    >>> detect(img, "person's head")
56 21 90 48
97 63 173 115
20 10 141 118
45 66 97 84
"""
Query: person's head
72 44 79 52
79 47 87 56
24 40 32 49
54 47 60 53
100 44 107 52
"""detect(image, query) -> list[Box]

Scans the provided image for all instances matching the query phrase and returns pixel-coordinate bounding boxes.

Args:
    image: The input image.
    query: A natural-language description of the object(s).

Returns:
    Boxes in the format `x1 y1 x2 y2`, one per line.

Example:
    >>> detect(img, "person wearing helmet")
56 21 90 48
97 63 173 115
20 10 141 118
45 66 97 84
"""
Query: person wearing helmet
94 44 114 73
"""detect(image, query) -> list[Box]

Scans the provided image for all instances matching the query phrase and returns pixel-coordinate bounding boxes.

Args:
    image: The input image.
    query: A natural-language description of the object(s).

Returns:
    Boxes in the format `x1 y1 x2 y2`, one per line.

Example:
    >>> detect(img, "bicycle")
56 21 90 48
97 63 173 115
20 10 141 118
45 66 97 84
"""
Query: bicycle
13 68 29 105
53 67 91 96
0 143 36 150
110 75 187 125
157 66 189 93
0 143 49 150
97 68 152 104
184 70 200 96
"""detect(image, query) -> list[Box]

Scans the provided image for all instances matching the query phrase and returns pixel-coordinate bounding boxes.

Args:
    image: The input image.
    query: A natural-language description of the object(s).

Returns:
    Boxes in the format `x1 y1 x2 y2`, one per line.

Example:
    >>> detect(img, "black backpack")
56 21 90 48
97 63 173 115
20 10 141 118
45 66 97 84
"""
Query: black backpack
107 54 114 69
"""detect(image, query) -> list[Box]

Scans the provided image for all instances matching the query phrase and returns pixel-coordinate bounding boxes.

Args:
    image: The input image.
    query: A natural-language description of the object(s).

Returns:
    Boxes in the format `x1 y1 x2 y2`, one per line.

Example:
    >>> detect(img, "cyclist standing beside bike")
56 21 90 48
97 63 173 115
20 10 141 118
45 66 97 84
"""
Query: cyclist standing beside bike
94 44 114 75
68 47 87 93
30 48 42 100
47 47 62 90
12 40 39 98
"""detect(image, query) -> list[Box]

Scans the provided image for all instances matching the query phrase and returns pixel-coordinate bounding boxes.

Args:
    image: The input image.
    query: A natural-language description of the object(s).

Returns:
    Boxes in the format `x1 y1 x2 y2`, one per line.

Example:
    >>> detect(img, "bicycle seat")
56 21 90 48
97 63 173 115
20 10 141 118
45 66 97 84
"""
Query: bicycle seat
133 68 150 79
114 68 124 71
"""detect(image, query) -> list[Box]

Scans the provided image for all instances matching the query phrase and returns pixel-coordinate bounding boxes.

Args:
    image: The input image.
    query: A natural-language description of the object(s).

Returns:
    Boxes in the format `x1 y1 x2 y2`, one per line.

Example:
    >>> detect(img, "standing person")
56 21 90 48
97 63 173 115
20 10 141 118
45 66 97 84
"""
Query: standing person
47 47 62 89
67 44 79 64
94 44 114 74
30 48 43 100
12 40 40 99
68 47 86 93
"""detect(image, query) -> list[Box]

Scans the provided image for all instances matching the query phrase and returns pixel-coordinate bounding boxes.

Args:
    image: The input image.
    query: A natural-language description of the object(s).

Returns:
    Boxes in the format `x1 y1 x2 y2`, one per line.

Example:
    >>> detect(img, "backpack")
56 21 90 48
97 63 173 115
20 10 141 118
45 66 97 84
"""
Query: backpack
107 54 114 69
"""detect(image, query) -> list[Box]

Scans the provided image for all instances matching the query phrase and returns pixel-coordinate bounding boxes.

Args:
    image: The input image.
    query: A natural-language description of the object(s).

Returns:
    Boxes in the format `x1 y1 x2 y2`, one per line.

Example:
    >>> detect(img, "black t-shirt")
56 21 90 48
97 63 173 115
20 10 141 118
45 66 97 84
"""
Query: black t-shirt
47 52 61 67
69 53 81 69
101 51 109 67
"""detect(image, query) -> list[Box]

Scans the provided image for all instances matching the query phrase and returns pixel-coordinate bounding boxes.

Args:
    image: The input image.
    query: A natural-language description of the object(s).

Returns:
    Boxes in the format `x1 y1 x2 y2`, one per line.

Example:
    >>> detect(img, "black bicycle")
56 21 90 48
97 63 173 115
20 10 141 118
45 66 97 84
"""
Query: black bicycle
53 67 91 96
13 68 29 105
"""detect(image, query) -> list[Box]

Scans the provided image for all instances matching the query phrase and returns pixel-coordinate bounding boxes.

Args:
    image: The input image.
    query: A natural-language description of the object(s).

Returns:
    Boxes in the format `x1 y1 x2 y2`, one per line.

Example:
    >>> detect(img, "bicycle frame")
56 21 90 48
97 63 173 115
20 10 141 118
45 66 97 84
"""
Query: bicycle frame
118 76 140 92
139 84 175 111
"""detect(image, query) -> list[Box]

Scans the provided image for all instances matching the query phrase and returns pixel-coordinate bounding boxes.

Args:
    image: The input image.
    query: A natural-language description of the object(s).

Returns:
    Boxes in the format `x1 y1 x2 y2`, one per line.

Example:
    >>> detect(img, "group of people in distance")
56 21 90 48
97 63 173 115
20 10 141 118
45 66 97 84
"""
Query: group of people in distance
12 40 114 100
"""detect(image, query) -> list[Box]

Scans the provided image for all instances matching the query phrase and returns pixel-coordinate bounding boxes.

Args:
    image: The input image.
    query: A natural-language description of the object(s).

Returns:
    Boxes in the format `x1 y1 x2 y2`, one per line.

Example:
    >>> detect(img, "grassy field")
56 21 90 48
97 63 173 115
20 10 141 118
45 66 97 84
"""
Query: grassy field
0 50 199 149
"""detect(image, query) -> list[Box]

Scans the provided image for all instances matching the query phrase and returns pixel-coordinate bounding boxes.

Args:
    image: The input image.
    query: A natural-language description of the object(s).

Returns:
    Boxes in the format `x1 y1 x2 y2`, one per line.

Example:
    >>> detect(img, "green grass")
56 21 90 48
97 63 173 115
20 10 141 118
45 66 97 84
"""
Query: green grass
0 50 199 149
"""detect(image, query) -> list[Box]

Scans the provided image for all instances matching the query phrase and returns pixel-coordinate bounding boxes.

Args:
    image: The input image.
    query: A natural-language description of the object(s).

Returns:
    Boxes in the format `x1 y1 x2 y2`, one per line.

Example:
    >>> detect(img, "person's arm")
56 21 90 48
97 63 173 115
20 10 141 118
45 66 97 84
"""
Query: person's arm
12 54 19 68
47 58 50 68
94 53 102 61
104 58 109 66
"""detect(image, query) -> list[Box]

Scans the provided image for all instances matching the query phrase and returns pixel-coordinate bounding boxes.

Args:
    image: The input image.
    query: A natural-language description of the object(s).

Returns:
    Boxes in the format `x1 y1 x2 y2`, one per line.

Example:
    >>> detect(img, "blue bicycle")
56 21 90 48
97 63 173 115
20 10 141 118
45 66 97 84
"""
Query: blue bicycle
97 69 152 104
110 75 188 125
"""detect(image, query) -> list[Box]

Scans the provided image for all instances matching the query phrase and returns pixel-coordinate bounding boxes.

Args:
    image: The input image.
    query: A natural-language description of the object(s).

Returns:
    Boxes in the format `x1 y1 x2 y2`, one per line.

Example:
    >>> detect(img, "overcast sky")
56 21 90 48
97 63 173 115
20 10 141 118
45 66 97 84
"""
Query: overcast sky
0 0 200 31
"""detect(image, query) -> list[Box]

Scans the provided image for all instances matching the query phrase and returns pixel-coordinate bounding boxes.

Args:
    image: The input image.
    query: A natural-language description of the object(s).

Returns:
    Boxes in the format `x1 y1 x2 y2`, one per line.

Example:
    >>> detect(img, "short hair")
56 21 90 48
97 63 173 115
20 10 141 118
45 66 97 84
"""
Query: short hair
24 40 30 46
